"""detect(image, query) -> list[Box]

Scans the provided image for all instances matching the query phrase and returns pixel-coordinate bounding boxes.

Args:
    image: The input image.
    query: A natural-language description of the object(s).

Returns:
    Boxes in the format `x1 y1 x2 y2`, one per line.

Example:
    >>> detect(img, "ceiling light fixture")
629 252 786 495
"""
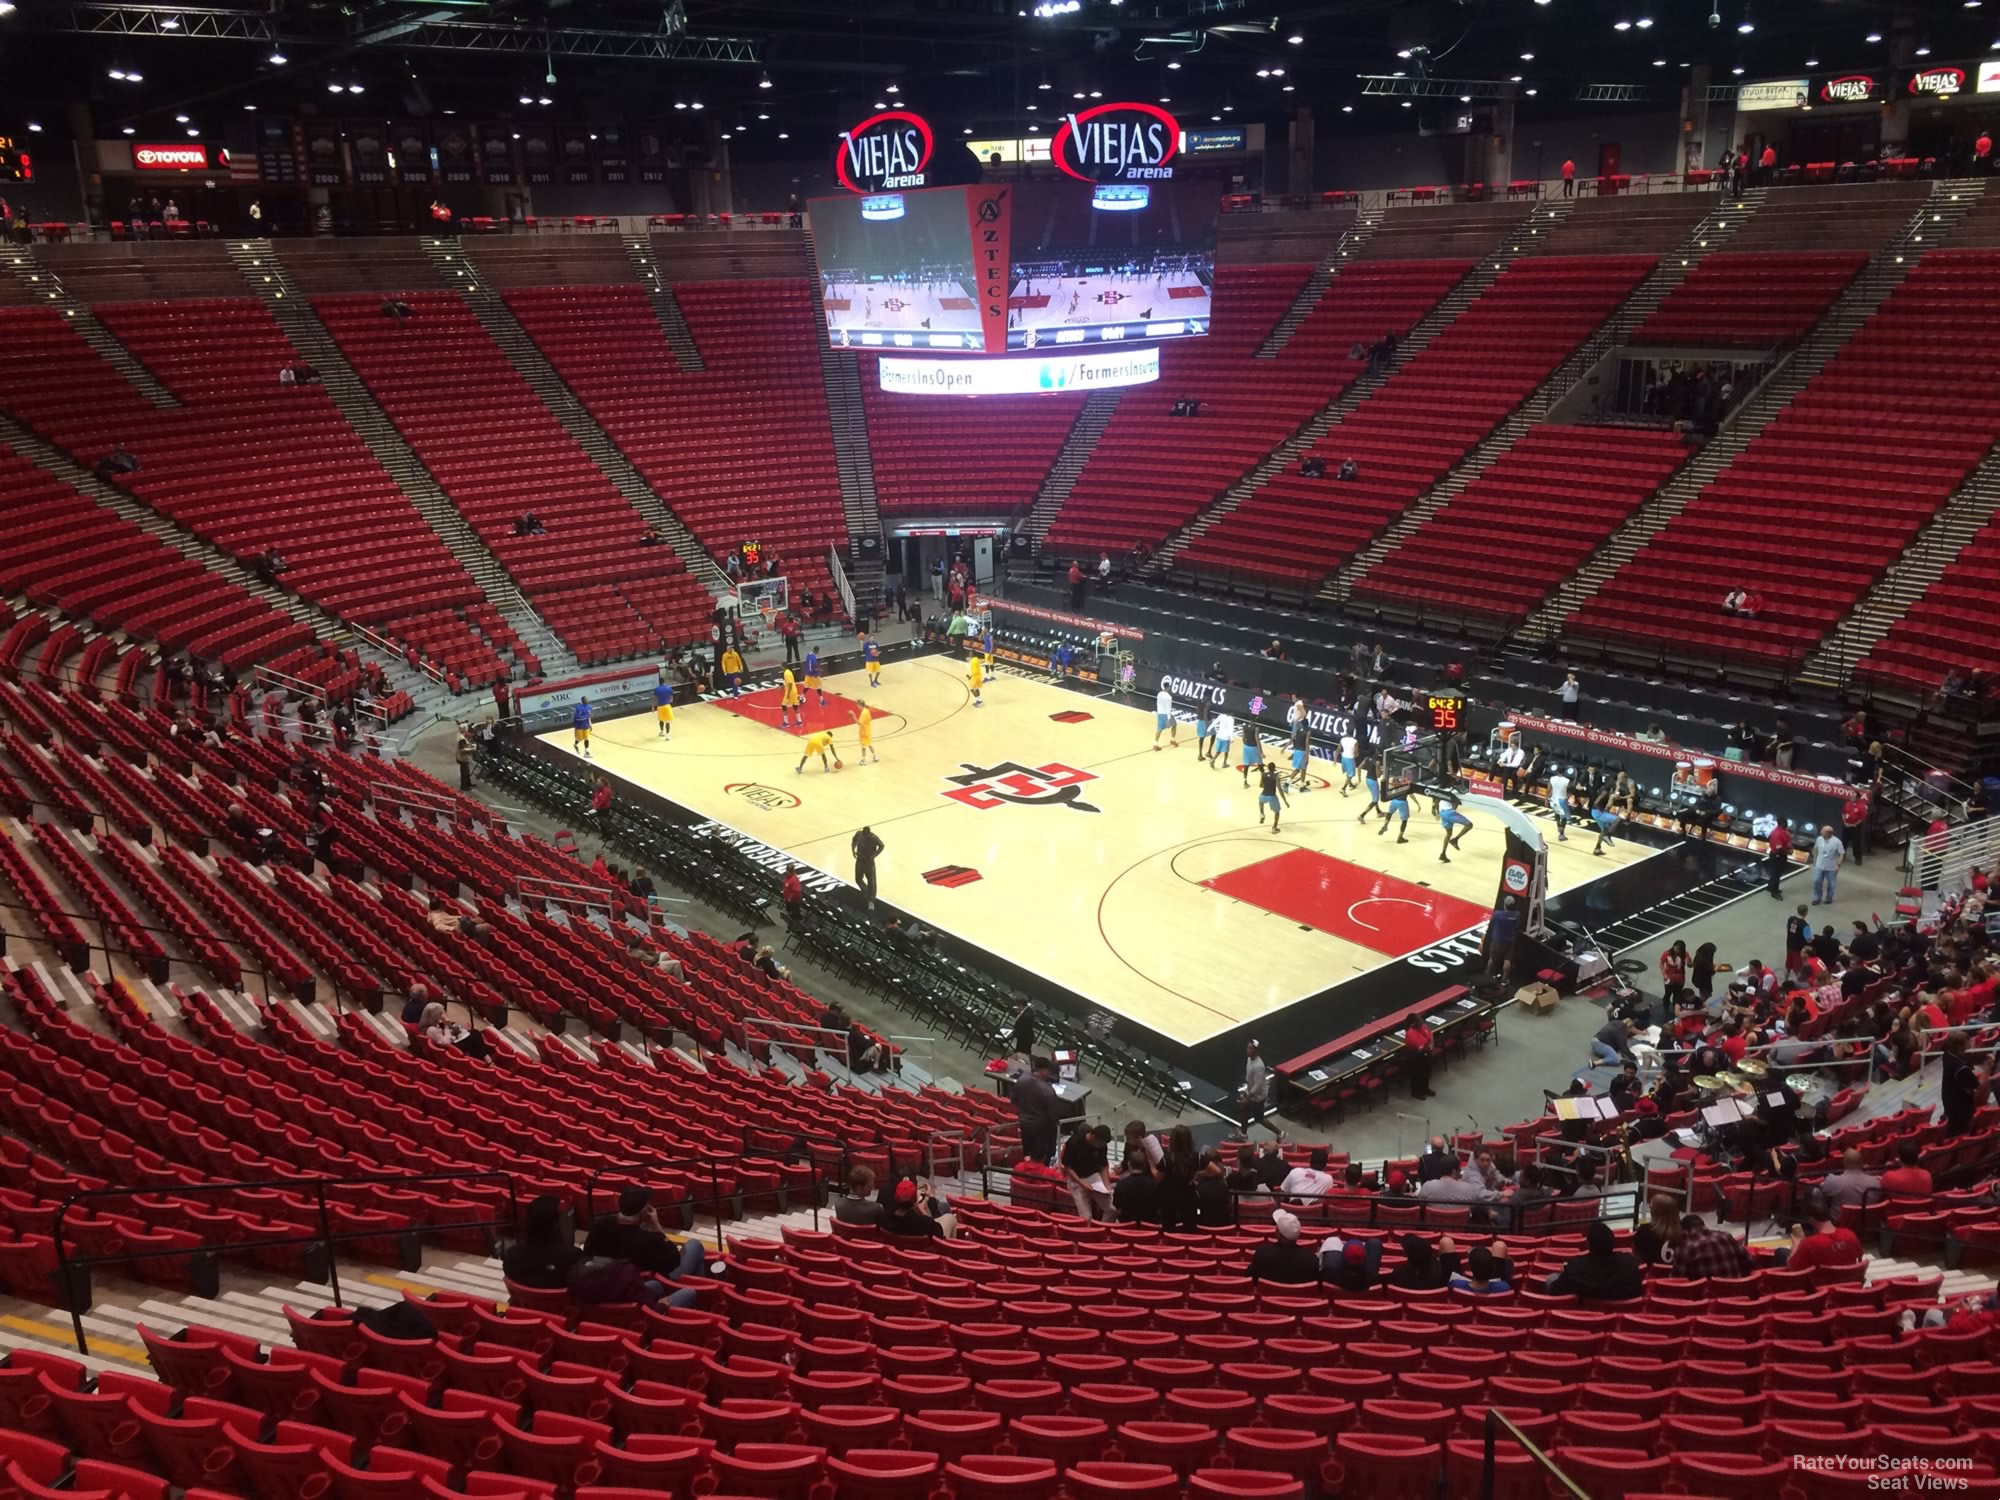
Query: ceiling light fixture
244 103 256 111
1287 31 1303 43
1459 93 1471 101
962 125 972 134
1038 75 1051 90
1806 55 1819 65
1510 74 1523 82
1866 30 1882 41
1167 59 1180 69
1521 50 1535 60
1915 42 1932 55
1613 20 1631 31
778 131 789 139
1636 15 1653 26
1282 83 1294 91
886 82 900 93
1525 86 1539 94
537 95 551 105
159 14 179 28
689 100 703 110
1400 100 1411 108
26 121 40 131
1396 48 1412 58
175 113 189 122
1653 56 1667 65
185 128 198 137
268 51 286 65
1073 90 1086 98
1731 64 1745 74
757 111 769 120
759 72 772 88
1342 104 1353 112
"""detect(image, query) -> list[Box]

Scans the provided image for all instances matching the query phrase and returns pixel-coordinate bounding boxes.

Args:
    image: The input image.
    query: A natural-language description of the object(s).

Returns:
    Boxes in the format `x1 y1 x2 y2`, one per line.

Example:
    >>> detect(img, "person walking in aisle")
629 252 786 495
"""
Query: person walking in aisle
1766 820 1793 895
1404 1012 1436 1099
1241 1040 1270 1132
1812 823 1846 906
852 824 884 910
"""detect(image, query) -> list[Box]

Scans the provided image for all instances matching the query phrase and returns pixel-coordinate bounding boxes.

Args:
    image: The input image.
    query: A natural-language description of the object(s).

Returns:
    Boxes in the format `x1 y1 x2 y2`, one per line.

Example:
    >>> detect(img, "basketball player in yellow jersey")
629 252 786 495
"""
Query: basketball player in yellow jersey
796 729 843 775
855 700 878 764
779 667 800 729
967 653 985 708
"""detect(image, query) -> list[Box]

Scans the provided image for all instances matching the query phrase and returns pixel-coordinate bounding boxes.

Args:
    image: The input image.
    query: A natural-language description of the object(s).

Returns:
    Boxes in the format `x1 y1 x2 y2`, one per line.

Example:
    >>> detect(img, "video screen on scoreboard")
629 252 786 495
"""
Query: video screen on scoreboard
811 186 985 352
1005 176 1219 352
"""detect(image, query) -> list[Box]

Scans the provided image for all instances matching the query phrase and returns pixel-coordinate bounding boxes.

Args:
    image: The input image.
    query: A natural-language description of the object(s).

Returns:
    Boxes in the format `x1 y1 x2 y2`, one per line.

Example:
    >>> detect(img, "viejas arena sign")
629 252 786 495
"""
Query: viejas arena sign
836 109 933 193
1052 101 1179 183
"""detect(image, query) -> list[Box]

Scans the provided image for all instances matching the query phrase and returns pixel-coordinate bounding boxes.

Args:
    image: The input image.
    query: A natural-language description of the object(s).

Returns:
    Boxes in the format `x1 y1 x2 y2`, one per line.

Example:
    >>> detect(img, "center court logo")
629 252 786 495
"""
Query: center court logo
724 782 801 811
942 761 1102 813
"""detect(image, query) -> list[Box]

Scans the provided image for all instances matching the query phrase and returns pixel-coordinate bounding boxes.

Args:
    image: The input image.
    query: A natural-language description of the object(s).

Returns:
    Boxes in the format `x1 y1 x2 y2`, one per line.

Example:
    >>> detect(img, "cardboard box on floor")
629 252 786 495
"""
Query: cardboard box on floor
1515 981 1560 1014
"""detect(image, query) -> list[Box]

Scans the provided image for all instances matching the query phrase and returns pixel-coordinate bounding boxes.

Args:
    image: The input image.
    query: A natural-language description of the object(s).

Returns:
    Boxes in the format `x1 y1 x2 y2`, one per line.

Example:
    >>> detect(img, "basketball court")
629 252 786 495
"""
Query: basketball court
821 278 982 336
541 652 1655 1046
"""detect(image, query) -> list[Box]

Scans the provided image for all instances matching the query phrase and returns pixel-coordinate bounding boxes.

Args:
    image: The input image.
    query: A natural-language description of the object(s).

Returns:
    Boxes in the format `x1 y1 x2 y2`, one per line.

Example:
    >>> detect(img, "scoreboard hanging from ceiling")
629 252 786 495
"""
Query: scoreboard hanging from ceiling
0 138 32 184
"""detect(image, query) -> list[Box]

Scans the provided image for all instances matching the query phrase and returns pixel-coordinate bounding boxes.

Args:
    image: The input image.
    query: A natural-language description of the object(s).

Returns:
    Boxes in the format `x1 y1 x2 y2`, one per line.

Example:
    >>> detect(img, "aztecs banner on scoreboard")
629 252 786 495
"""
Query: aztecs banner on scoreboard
964 182 1013 358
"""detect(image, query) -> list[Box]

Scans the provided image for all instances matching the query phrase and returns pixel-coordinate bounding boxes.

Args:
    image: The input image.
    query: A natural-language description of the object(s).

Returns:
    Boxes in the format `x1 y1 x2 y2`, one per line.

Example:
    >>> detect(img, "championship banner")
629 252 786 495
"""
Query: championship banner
520 126 555 184
477 127 515 185
302 120 345 185
558 125 594 184
348 119 388 184
964 182 1013 356
436 122 476 184
1505 712 1854 797
969 592 1143 640
598 125 629 184
394 121 432 185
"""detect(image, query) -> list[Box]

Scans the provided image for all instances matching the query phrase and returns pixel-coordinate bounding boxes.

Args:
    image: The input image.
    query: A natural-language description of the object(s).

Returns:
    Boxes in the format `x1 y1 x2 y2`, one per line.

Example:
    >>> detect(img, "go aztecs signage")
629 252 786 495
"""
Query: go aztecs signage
1052 101 1179 183
836 109 932 193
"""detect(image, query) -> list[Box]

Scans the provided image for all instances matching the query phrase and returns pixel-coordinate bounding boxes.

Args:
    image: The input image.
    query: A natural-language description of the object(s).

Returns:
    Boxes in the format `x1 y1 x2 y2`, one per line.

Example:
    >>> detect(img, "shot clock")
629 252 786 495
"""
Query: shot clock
1425 693 1467 732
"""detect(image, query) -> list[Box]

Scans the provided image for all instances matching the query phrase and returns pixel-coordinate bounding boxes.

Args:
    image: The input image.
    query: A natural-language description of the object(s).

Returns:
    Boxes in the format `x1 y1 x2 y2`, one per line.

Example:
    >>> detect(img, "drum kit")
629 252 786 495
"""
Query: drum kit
1692 1057 1771 1099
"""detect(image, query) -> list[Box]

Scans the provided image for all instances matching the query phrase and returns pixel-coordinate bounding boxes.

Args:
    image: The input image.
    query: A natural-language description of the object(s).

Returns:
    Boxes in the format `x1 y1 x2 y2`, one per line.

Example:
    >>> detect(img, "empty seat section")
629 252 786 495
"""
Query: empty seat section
510 277 846 606
1539 195 1715 256
1357 201 1537 261
1630 251 1866 347
36 243 251 301
1043 259 1469 557
1354 427 1689 623
1570 248 2000 669
1721 182 1929 252
314 289 712 665
861 356 1082 517
1181 255 1654 589
0 446 313 674
0 301 504 680
271 238 449 295
462 240 641 287
1862 507 2000 694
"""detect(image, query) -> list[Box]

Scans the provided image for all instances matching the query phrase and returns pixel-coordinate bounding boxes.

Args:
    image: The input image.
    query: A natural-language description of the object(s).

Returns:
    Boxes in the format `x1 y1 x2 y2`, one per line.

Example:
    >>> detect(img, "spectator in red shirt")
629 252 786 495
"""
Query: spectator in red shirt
1765 821 1794 898
1878 1140 1933 1199
1561 159 1576 196
1758 143 1776 183
1067 560 1086 610
1978 132 1993 169
781 864 803 920
1842 791 1870 865
1721 1023 1749 1065
1784 1202 1863 1273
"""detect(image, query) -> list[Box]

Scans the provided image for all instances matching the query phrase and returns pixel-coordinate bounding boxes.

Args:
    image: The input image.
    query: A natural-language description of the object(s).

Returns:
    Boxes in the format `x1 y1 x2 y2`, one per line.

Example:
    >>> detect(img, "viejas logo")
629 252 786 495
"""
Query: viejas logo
1909 66 1966 97
133 144 207 170
1820 74 1877 103
837 110 933 192
1052 102 1179 183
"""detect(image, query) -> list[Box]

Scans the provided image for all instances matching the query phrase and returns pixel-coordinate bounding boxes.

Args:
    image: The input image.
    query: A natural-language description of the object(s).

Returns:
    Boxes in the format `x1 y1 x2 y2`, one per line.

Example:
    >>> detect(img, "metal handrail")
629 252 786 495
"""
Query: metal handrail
1486 1406 1590 1500
50 1168 522 1355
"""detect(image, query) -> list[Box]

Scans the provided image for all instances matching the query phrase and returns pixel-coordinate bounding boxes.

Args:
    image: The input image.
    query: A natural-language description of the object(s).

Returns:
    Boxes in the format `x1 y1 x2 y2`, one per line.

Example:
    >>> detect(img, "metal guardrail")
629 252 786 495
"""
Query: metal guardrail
50 1168 522 1355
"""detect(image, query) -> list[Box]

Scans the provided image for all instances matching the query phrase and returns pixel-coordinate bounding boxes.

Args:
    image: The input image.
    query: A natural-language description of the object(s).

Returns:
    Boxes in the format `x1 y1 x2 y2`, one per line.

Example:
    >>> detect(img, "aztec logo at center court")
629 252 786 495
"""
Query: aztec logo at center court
942 761 1102 813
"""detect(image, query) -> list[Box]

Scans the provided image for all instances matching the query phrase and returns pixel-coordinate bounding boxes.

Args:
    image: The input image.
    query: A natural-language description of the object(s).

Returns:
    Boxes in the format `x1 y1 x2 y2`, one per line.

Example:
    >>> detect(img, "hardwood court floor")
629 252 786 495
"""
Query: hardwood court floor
544 655 1652 1045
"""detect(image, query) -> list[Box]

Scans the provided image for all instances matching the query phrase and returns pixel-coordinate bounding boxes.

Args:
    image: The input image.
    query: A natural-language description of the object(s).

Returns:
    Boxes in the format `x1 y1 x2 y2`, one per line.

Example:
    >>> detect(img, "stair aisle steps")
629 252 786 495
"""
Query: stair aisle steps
1253 214 1381 358
1026 388 1126 547
2 245 180 409
620 233 708 371
1515 182 1972 646
1323 194 1764 605
1798 435 2000 688
1524 189 1764 421
1144 249 1515 576
223 241 523 615
804 229 884 564
418 238 731 599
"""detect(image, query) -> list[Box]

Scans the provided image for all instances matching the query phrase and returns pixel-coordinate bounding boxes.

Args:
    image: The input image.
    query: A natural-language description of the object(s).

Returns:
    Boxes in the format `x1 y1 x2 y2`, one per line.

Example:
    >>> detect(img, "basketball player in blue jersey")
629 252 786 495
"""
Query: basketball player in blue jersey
1437 790 1474 863
1288 716 1312 791
803 647 825 707
1193 703 1213 764
1238 725 1264 789
571 698 592 759
653 678 674 740
1375 767 1414 844
1356 752 1386 824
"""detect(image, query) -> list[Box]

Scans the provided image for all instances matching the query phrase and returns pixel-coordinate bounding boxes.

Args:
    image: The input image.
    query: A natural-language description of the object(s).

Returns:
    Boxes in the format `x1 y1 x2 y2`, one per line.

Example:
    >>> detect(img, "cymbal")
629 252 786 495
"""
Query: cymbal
1693 1075 1723 1090
1737 1058 1770 1078
1718 1073 1754 1093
